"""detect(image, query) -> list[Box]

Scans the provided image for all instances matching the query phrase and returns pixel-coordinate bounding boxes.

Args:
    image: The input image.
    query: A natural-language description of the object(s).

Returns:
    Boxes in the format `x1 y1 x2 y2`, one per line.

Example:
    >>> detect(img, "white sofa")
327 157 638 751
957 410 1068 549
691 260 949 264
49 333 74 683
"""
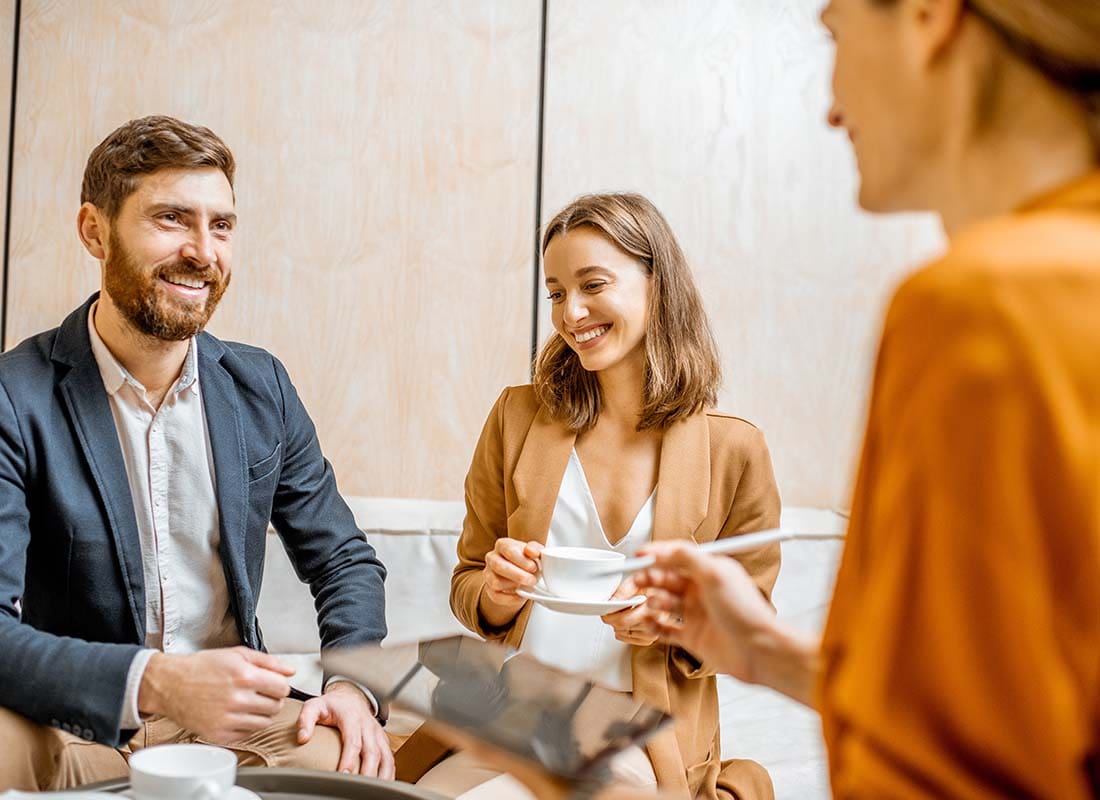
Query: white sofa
257 499 844 800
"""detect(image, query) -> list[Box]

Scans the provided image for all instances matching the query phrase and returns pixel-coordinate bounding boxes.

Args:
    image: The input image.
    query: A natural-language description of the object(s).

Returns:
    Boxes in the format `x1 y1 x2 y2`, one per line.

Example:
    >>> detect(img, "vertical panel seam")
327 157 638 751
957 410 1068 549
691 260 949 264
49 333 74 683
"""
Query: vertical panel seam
529 0 548 374
1 0 20 352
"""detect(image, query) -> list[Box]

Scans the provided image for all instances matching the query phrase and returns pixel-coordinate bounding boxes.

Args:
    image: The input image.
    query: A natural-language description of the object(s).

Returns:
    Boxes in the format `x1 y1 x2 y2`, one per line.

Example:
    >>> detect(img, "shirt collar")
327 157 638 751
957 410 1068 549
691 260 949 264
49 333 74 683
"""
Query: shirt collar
87 301 201 398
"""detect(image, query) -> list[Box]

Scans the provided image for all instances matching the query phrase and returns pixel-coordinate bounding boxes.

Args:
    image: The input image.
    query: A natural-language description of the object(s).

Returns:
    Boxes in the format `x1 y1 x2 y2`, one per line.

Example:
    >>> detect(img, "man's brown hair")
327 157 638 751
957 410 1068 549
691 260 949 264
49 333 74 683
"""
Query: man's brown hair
81 115 235 219
533 192 722 432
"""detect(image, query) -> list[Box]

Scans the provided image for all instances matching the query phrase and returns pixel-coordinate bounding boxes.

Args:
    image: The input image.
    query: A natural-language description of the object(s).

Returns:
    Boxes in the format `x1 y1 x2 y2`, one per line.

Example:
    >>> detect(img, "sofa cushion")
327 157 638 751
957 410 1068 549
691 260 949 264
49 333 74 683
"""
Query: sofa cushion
258 498 467 654
719 536 843 799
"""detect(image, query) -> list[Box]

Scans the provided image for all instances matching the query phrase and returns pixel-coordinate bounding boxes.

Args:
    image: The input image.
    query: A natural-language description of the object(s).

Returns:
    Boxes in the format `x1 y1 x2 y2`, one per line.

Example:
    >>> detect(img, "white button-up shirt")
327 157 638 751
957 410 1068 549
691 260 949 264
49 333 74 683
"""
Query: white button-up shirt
88 305 238 727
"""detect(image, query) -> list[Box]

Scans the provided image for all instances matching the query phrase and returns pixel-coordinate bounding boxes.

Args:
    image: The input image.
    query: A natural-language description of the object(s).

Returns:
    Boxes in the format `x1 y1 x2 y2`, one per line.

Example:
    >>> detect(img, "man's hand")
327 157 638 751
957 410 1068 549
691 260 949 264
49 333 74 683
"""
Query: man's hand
139 647 294 743
297 681 394 779
600 577 659 647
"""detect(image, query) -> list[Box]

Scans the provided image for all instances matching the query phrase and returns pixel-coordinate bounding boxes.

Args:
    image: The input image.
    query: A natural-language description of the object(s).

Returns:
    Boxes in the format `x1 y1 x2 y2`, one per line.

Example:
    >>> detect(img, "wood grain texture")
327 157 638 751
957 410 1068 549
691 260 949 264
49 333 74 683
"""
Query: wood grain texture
0 0 12 342
540 0 945 509
8 0 539 498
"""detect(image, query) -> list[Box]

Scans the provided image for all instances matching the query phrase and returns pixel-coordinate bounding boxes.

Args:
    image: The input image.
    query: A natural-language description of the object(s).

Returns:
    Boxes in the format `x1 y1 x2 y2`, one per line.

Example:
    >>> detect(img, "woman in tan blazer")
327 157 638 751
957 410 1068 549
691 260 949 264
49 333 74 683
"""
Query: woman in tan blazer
421 193 782 800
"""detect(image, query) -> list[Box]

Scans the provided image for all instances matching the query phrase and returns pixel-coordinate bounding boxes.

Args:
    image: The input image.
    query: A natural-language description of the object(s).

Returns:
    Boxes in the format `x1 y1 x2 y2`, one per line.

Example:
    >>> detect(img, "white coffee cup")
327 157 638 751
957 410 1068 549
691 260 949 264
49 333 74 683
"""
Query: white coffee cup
129 743 236 800
539 546 625 601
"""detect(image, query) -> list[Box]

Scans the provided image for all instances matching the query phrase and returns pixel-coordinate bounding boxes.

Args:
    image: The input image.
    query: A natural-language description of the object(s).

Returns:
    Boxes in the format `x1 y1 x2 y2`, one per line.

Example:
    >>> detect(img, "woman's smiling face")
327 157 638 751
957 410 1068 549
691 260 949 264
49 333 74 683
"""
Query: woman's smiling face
543 226 651 375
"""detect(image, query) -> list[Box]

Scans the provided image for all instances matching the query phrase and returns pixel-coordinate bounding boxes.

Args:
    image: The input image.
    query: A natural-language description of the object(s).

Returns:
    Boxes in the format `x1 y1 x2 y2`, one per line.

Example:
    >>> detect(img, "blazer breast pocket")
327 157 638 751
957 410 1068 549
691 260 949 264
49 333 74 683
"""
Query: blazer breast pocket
248 442 282 484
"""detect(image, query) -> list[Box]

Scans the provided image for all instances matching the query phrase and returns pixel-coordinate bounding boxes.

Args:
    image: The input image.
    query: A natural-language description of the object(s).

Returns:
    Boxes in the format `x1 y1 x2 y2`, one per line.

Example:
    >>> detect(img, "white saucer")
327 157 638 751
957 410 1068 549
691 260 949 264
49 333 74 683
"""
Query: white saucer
517 586 646 616
122 788 260 800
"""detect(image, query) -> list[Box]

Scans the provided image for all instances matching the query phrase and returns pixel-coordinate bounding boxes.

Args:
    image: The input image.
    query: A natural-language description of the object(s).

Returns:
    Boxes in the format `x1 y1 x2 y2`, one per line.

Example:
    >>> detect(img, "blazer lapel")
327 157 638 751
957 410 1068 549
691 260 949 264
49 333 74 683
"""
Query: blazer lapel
507 406 576 544
653 413 710 541
197 337 252 641
53 297 146 641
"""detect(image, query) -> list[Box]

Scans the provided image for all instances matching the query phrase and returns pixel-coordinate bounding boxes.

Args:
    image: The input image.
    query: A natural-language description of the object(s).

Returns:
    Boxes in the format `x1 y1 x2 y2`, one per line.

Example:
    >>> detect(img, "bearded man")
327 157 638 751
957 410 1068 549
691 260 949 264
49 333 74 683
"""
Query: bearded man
0 116 392 789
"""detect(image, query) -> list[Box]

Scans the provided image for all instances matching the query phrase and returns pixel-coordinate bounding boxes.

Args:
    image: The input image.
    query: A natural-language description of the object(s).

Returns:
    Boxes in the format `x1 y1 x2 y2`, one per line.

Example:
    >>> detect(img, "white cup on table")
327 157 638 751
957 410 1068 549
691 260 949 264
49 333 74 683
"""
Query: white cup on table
129 743 236 800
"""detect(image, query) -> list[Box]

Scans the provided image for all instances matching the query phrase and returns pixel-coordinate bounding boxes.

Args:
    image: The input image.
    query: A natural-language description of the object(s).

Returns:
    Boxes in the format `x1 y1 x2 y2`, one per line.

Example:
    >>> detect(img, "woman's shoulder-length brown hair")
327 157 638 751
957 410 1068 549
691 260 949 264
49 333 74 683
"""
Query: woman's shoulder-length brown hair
533 192 721 433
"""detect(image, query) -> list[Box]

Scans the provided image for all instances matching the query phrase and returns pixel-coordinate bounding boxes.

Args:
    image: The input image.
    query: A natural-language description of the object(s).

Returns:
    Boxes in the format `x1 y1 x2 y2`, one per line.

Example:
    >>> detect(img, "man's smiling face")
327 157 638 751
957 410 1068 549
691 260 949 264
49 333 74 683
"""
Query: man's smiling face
102 166 236 341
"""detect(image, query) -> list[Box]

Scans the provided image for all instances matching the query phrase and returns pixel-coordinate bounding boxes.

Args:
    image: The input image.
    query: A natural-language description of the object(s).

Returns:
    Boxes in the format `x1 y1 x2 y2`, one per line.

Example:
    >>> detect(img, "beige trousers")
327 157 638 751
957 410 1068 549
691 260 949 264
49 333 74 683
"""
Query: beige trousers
416 746 658 799
0 699 342 792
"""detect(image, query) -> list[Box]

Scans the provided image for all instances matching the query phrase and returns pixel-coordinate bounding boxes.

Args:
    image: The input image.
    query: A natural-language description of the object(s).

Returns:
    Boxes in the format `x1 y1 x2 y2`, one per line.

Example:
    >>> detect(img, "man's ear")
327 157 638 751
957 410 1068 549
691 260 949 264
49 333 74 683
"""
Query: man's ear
906 0 967 66
77 202 109 261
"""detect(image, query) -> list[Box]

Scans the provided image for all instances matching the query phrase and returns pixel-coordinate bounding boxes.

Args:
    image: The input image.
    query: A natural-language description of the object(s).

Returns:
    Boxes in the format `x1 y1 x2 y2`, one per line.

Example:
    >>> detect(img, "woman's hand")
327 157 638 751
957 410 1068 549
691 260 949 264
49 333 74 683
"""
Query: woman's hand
479 538 544 628
634 541 820 705
600 576 660 647
632 541 778 683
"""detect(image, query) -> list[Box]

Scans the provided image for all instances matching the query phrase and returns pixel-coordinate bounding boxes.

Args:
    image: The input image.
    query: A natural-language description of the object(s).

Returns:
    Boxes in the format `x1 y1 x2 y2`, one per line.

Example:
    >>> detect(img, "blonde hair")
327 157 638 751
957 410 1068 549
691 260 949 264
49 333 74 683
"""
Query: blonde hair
969 1 1100 141
533 193 721 433
868 1 1100 141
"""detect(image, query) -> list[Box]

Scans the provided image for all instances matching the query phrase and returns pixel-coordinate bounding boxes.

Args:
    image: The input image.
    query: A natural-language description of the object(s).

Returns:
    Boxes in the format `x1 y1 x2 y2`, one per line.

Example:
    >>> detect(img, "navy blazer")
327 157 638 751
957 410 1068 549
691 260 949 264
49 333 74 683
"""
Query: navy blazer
0 295 387 747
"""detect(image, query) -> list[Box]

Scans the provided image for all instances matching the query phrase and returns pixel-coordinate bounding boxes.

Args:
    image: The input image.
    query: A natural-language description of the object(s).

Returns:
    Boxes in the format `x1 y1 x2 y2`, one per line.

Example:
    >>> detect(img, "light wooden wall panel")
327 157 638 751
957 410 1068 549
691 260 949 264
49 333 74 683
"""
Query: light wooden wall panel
541 0 945 509
7 0 539 499
0 0 12 338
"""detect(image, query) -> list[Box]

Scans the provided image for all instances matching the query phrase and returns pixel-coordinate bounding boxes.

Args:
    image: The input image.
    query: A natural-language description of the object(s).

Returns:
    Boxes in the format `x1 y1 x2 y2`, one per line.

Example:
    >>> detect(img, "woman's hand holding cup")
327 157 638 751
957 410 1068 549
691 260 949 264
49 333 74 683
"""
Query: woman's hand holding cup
480 538 544 628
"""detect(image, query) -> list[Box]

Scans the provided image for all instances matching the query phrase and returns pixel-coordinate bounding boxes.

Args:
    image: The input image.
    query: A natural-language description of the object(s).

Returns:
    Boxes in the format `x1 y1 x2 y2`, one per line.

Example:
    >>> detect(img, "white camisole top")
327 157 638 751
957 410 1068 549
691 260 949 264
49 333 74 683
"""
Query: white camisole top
519 449 656 691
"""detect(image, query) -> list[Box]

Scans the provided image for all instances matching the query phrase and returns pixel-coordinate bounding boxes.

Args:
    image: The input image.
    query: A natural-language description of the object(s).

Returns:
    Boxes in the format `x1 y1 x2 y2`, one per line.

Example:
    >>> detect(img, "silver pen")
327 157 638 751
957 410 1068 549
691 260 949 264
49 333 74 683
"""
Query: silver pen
592 528 838 577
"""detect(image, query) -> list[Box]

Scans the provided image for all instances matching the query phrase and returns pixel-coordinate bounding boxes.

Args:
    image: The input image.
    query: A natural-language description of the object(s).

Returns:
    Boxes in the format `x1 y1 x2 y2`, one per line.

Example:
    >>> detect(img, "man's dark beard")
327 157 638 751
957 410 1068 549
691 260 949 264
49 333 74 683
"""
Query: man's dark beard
103 233 230 341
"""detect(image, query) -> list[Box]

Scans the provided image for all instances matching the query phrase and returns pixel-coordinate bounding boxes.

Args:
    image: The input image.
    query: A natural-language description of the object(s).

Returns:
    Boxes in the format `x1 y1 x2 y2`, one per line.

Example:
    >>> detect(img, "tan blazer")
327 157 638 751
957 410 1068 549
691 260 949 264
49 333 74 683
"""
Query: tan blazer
450 385 782 800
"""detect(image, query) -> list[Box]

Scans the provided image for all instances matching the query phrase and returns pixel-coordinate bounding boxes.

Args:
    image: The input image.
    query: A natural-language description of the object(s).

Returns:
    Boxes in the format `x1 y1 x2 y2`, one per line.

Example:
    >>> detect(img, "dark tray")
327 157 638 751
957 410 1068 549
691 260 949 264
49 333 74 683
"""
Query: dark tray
86 767 448 800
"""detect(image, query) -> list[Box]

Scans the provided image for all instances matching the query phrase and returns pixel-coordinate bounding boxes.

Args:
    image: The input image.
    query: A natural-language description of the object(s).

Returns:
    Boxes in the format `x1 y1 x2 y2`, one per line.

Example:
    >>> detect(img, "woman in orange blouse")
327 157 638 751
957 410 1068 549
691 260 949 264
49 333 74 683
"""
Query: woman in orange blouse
638 0 1100 798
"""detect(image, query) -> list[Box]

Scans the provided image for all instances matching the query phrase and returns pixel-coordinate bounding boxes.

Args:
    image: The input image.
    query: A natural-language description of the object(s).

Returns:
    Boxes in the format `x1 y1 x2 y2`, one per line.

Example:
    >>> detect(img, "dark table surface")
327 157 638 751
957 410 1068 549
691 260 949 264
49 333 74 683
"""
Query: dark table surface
85 767 448 800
